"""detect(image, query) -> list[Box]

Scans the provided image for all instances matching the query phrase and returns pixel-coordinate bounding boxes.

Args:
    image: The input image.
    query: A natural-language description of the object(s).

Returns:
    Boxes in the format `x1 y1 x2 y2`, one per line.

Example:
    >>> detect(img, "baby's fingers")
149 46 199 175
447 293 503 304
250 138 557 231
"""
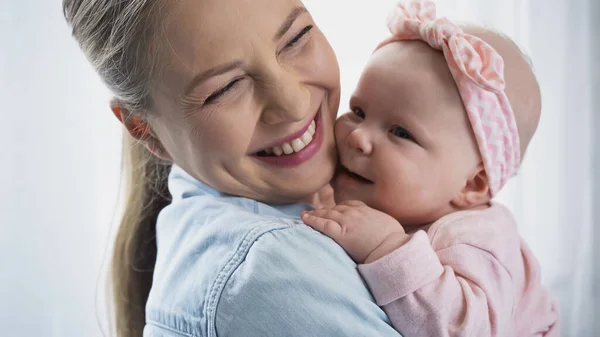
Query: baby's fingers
302 210 344 239
337 200 367 208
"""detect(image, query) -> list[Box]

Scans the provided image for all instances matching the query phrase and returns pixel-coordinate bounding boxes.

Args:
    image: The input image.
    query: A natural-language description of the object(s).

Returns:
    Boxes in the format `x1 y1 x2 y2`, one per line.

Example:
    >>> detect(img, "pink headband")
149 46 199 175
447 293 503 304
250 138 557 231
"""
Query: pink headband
377 0 520 196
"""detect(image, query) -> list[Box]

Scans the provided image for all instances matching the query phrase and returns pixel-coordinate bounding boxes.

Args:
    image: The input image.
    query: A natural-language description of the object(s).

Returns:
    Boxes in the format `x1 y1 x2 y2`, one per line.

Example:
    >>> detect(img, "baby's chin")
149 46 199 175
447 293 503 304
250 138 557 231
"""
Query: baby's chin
332 178 371 205
332 190 355 204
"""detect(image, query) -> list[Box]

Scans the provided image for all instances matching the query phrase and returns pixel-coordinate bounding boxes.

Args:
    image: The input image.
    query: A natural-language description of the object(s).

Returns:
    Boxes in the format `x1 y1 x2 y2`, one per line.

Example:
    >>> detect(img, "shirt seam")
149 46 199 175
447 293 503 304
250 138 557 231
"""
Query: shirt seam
146 212 304 336
206 220 297 337
428 212 474 247
428 205 510 247
146 321 196 337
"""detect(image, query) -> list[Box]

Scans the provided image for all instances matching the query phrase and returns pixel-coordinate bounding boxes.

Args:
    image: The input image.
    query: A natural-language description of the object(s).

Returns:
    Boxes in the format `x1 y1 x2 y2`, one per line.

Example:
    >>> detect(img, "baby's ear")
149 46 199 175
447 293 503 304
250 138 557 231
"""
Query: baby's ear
451 164 491 209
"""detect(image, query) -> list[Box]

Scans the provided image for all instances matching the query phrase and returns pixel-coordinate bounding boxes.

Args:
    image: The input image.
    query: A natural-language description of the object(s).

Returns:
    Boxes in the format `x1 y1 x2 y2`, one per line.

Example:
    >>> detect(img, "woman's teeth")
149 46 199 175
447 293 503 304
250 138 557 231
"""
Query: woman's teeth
264 120 316 156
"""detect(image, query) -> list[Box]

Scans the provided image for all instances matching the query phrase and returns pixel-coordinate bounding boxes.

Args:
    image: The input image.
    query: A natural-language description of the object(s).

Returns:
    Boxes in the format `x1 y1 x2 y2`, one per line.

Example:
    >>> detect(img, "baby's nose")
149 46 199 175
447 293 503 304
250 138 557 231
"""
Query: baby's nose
347 128 373 155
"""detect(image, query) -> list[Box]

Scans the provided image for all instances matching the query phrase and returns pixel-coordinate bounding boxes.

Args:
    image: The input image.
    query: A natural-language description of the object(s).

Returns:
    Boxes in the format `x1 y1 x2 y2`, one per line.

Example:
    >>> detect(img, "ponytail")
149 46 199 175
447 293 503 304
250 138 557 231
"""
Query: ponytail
111 133 171 337
62 0 174 334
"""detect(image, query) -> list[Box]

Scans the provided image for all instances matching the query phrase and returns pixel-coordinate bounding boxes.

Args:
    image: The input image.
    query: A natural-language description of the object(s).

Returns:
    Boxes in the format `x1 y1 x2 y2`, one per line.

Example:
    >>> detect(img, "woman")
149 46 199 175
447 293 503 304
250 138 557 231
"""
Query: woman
63 0 402 336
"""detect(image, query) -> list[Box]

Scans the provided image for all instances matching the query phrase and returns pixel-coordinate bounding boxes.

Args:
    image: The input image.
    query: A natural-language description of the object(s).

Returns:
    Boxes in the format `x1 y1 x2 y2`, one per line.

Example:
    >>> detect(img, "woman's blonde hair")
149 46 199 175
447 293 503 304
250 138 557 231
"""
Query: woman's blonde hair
63 1 171 336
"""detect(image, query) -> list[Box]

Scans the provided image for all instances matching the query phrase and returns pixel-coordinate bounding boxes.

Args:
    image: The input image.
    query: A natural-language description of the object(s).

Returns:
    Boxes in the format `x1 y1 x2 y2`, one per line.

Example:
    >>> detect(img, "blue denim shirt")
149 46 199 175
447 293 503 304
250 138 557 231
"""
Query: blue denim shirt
143 166 401 337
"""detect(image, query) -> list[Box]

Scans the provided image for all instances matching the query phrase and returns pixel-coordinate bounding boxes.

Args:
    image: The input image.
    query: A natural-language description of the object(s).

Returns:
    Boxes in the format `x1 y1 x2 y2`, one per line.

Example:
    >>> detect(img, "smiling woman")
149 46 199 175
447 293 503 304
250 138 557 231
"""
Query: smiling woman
138 0 341 204
61 0 405 336
2 0 595 336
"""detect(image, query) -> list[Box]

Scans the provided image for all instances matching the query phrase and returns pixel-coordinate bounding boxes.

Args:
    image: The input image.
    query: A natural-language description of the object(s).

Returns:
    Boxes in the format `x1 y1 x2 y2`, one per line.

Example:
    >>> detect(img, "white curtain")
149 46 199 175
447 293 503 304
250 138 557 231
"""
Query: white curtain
2 0 597 336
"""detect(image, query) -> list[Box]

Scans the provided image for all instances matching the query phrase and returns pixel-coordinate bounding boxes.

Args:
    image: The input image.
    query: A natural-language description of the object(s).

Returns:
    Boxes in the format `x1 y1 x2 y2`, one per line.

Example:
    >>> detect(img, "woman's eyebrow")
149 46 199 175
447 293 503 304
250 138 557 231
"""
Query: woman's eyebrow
184 61 243 97
273 6 308 42
183 6 308 97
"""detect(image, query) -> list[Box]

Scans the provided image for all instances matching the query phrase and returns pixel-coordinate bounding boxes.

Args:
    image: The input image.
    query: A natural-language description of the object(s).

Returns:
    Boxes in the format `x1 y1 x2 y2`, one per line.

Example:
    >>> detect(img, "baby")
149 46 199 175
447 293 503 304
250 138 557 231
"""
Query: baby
302 1 559 336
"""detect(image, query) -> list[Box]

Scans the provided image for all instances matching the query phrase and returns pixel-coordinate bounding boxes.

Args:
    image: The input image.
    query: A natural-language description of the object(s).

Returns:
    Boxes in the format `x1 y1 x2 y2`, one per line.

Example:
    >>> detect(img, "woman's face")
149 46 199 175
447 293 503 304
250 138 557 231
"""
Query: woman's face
148 0 340 203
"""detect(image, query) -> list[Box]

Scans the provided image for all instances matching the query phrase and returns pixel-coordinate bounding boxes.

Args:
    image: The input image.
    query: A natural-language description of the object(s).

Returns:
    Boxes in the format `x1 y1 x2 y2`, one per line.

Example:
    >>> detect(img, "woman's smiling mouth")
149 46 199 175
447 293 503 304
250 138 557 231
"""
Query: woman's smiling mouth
252 110 325 168
256 119 316 157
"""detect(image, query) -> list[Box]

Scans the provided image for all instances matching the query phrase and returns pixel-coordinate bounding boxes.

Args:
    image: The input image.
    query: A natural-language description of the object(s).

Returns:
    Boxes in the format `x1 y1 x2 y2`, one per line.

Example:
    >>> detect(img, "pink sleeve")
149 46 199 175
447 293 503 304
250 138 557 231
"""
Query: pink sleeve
358 230 515 337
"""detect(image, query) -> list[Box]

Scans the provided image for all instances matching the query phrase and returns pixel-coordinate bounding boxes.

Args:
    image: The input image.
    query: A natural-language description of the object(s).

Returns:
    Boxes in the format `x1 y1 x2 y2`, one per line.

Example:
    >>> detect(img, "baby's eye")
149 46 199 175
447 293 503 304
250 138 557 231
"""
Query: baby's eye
390 126 414 141
353 108 366 119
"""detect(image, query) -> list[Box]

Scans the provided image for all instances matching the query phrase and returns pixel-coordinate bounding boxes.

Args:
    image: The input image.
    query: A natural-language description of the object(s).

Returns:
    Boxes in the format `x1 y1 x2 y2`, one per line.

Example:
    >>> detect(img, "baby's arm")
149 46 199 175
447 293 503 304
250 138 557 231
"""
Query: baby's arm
303 203 514 337
359 232 514 336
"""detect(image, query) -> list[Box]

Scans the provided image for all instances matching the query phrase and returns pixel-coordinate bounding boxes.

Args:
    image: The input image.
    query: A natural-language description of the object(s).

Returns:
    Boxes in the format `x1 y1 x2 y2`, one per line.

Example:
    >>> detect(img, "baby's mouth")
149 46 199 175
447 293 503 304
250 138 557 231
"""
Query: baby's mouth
338 165 374 184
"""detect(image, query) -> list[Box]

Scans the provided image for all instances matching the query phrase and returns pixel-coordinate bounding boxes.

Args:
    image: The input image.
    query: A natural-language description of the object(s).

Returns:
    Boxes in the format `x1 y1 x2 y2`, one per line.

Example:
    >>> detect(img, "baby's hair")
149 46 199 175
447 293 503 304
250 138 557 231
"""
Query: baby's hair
488 29 536 74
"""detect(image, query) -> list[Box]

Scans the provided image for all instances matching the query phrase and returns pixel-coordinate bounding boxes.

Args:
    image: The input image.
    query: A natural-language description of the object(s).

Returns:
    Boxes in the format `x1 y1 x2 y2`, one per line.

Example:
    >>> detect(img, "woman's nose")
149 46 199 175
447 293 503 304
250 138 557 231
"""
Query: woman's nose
259 70 310 125
347 128 373 155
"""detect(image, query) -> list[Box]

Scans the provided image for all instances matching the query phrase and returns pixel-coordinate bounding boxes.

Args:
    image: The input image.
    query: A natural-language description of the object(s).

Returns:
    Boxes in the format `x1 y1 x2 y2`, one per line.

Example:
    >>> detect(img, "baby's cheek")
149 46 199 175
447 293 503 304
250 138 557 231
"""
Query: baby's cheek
333 115 352 142
374 166 425 214
372 177 402 207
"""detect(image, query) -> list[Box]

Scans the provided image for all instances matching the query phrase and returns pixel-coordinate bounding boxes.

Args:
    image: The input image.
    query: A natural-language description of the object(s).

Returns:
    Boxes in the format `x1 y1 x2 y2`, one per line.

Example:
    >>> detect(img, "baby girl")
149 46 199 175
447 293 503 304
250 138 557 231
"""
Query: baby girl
302 1 559 336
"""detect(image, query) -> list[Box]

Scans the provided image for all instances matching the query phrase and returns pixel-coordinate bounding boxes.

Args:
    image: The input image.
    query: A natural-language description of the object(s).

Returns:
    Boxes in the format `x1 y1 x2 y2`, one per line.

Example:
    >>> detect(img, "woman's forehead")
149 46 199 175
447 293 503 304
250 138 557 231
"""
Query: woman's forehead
156 0 308 92
164 0 306 65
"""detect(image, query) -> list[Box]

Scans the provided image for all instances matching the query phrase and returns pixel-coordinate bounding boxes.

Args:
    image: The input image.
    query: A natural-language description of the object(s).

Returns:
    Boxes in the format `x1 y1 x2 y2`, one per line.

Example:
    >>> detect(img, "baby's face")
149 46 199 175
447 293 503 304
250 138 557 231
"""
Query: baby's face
333 41 482 228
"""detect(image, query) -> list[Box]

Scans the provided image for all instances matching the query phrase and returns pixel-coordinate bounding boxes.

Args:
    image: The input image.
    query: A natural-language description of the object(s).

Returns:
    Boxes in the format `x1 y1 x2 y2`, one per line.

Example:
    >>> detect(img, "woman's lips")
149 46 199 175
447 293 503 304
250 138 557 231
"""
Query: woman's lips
257 112 318 152
252 111 324 168
256 119 317 156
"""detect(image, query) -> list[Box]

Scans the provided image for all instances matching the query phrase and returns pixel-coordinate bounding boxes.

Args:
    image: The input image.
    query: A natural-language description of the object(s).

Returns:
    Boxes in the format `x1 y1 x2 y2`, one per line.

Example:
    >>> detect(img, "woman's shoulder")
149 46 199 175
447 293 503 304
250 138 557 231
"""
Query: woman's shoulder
146 193 296 333
145 196 397 337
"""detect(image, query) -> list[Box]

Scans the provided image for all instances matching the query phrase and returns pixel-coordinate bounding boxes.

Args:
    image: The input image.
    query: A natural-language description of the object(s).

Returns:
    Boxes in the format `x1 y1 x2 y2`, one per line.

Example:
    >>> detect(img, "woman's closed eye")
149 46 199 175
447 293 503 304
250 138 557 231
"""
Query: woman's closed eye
204 78 243 105
202 26 313 105
390 126 414 141
283 25 313 51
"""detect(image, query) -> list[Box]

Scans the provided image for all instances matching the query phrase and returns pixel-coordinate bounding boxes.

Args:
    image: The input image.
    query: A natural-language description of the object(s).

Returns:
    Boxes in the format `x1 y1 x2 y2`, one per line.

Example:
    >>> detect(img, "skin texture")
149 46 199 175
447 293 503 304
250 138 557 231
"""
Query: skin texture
113 0 341 204
303 29 542 264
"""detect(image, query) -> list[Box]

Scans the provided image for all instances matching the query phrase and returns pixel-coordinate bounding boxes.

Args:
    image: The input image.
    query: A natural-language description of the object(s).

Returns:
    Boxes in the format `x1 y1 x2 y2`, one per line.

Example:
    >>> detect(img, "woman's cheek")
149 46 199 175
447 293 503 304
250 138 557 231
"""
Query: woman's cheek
300 31 340 89
319 38 341 91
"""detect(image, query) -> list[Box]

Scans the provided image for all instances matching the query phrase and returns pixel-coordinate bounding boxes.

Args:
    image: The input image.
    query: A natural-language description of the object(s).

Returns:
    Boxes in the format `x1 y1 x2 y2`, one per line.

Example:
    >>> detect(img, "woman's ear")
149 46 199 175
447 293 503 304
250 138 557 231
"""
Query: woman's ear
110 102 172 161
451 164 491 209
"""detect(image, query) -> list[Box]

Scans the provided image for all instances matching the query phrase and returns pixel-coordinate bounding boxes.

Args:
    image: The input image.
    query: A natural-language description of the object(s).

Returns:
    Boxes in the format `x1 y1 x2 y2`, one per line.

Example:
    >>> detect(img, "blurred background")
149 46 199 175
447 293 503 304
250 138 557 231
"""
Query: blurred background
1 0 598 336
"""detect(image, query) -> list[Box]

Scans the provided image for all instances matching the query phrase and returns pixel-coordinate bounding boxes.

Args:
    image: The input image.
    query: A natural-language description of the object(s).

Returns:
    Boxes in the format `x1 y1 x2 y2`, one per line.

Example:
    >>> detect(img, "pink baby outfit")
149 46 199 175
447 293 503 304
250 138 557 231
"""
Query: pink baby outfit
359 204 560 336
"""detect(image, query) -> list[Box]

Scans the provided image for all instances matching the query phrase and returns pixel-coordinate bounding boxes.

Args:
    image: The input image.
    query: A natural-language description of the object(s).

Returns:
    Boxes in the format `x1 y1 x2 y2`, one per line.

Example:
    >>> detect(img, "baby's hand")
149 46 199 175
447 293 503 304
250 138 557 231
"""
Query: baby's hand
302 200 410 264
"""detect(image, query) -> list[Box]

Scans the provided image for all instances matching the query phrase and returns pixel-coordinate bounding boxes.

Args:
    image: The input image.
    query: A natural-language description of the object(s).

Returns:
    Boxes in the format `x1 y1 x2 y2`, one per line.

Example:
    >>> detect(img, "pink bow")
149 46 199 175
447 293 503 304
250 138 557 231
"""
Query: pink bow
386 0 505 92
378 0 521 196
